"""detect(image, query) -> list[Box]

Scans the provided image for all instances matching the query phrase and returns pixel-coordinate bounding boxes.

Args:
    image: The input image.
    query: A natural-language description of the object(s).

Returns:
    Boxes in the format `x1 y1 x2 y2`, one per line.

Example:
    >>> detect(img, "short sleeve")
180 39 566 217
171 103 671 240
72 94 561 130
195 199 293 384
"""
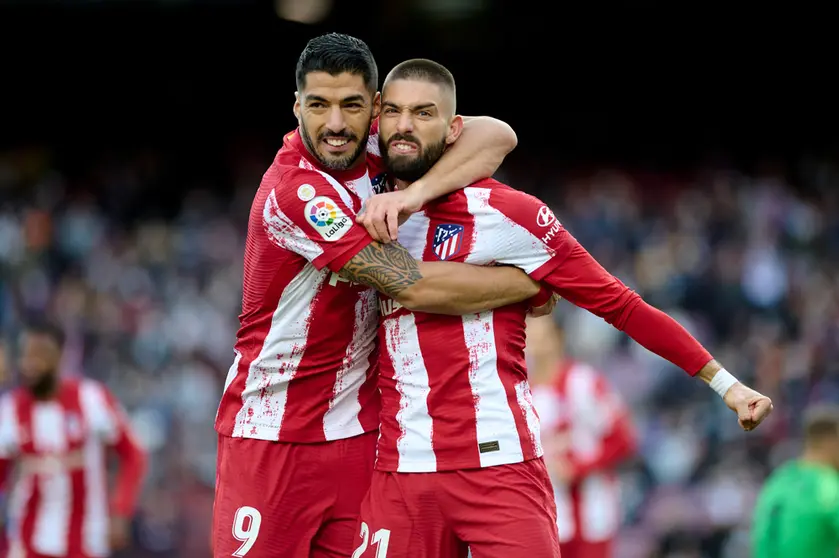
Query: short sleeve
80 380 141 446
263 167 374 272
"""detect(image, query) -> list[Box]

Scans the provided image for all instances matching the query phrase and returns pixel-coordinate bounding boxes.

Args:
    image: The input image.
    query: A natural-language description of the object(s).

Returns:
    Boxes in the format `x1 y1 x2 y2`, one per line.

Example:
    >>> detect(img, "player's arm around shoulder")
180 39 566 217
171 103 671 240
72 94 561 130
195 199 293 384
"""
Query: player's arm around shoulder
358 116 517 242
338 239 540 315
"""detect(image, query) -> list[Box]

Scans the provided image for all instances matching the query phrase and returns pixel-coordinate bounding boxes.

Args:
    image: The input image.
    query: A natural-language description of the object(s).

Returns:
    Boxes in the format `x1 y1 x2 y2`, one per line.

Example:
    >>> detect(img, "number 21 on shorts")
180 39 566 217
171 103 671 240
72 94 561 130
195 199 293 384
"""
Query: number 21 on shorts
231 506 262 557
351 522 391 558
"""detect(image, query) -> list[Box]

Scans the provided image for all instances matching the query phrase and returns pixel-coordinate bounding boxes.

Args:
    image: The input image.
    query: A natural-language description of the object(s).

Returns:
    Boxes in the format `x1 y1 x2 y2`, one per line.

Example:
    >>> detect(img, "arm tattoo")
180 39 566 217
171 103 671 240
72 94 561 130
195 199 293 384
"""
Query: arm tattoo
340 242 422 297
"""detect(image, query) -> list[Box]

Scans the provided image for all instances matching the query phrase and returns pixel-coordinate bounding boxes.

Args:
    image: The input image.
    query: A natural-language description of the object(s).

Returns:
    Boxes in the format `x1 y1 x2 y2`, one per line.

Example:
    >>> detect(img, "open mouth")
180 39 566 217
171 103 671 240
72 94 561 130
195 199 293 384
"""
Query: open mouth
389 140 418 154
322 137 354 153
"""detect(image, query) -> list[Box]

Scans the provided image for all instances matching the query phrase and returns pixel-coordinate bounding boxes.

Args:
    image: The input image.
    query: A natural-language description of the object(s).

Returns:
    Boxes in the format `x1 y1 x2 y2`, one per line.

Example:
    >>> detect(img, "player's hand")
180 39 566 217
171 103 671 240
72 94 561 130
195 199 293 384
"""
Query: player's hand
529 293 560 318
357 189 424 243
108 516 131 551
723 383 773 431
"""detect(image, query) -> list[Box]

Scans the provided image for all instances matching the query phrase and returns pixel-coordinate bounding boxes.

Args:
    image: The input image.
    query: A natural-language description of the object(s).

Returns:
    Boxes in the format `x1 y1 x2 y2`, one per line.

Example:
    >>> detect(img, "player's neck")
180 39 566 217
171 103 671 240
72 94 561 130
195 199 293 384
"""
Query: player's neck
28 386 59 401
27 374 60 400
801 450 835 469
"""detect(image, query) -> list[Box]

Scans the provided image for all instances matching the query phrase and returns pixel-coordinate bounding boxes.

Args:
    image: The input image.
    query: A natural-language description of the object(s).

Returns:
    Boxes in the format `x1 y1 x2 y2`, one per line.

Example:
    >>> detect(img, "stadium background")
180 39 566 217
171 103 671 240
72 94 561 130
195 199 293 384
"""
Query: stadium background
1 1 837 556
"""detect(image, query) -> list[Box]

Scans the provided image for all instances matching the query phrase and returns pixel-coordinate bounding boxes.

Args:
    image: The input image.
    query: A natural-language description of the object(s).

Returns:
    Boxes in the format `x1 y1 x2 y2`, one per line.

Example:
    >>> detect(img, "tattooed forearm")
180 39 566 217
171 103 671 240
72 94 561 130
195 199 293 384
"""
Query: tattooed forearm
340 242 423 297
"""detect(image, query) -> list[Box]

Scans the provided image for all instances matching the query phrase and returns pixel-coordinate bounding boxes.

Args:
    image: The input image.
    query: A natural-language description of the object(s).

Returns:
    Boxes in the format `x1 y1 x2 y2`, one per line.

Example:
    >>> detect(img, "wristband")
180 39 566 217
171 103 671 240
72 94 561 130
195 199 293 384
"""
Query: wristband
709 368 738 398
531 286 553 308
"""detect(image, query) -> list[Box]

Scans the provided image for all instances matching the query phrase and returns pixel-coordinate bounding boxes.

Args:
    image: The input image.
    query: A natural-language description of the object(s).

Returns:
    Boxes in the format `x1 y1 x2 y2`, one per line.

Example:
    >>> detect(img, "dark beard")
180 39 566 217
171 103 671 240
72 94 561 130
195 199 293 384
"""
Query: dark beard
28 372 58 399
380 133 446 183
299 122 369 172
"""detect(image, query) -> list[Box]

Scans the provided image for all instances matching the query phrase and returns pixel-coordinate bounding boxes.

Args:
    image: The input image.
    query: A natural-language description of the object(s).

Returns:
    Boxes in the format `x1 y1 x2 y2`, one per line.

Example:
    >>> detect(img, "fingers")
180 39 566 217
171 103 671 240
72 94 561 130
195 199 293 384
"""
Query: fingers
358 205 389 243
739 397 773 431
386 206 400 242
357 200 401 243
359 216 383 243
529 296 558 318
371 210 390 243
752 398 773 425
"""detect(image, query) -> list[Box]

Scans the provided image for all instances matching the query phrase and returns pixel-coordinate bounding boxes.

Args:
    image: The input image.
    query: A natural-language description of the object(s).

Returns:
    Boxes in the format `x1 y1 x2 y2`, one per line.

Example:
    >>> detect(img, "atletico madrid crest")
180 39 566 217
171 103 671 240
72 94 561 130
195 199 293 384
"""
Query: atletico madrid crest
432 224 464 261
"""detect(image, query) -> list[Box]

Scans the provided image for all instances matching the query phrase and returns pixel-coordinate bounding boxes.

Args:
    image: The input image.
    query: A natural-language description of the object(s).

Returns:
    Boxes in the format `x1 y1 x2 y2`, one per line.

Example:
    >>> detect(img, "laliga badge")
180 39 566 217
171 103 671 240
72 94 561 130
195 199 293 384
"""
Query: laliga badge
305 196 353 242
297 184 316 202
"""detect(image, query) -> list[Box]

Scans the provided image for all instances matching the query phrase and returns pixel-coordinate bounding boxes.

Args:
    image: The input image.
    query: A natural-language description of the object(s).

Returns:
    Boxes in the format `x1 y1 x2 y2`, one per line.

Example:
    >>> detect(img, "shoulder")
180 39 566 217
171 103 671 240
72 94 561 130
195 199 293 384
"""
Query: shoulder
0 389 19 410
263 164 349 216
463 180 557 231
268 163 327 194
78 378 113 402
464 179 547 209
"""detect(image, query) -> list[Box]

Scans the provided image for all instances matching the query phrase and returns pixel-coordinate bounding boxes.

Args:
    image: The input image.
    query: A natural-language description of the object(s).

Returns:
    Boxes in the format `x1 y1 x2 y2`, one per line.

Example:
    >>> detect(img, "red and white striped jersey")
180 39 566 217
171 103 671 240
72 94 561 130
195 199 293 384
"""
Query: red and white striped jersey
215 124 387 443
375 180 565 472
0 379 146 558
532 361 636 544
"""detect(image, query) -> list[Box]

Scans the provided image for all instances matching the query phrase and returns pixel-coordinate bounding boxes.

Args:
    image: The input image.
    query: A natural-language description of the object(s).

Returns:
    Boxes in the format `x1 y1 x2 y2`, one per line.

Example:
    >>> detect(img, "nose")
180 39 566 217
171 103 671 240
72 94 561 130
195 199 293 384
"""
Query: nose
396 112 414 135
325 106 347 135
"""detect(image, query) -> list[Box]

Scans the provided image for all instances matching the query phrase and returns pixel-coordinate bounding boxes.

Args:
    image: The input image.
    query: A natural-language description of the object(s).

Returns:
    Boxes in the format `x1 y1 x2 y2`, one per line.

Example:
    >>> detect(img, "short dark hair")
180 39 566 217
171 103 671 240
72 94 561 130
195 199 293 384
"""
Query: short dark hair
23 319 65 349
295 33 378 94
804 405 839 444
384 58 456 112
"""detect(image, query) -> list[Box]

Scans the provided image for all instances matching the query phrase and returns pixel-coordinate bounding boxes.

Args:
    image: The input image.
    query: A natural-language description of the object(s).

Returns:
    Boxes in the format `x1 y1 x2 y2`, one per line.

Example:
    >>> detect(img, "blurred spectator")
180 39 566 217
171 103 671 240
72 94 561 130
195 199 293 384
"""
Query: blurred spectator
0 144 836 556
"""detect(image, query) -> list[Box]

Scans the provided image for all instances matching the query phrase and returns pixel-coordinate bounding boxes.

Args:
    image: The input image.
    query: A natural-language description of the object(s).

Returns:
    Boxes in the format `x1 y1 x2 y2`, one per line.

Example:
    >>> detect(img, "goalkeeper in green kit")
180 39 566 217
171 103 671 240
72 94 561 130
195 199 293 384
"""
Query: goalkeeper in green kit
752 405 839 558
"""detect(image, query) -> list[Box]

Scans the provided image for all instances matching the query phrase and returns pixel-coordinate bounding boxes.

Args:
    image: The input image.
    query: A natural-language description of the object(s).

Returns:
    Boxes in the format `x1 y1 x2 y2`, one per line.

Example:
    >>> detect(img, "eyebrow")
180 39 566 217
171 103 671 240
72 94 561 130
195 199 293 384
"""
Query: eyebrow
382 101 437 111
306 94 367 105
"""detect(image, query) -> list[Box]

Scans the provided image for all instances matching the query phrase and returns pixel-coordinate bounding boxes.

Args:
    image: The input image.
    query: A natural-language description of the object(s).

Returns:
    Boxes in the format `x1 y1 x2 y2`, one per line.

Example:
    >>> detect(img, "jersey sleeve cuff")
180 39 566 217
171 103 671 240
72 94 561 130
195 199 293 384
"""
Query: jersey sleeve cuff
314 235 375 273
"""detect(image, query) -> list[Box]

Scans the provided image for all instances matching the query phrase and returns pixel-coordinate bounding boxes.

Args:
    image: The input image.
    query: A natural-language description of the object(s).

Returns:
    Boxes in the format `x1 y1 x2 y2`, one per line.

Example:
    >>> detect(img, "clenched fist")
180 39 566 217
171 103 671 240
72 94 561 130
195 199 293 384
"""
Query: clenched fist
723 383 773 431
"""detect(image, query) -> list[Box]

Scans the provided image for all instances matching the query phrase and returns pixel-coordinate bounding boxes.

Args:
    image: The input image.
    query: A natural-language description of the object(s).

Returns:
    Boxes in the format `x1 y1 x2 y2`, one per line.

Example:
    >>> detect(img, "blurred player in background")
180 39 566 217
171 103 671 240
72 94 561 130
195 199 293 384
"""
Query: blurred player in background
355 58 773 558
212 33 547 558
526 315 636 558
0 321 147 558
752 405 839 558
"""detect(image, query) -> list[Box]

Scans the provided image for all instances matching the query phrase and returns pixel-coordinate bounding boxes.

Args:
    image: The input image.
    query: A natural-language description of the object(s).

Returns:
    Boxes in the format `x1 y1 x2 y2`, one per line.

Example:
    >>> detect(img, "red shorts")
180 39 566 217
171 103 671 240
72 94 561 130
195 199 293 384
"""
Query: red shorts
560 539 612 558
212 431 377 558
355 458 560 558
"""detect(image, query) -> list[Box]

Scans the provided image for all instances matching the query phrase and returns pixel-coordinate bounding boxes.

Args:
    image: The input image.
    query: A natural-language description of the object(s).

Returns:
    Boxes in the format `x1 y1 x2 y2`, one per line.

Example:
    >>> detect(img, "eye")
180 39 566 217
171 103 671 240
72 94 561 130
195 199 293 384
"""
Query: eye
309 102 325 109
418 111 432 117
383 107 399 115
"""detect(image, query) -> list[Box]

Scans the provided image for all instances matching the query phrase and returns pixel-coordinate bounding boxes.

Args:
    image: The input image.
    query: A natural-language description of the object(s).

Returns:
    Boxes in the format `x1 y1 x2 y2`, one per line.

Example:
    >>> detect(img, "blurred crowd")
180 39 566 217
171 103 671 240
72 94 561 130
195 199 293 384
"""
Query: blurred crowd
0 143 838 558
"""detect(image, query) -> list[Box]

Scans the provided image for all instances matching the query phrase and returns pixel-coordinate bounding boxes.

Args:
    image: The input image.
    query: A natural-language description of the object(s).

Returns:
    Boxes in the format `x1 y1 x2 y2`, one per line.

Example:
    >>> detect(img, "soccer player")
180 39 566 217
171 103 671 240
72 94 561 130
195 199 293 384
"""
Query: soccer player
356 58 774 558
212 34 549 558
752 405 839 558
527 316 636 558
0 321 147 558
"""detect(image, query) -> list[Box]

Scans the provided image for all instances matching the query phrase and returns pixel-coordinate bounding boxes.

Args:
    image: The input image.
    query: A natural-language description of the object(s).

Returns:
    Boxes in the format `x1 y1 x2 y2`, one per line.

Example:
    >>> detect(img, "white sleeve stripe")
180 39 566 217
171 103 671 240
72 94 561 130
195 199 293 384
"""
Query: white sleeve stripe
312 168 357 214
295 159 361 213
464 187 553 274
263 189 325 261
80 380 120 443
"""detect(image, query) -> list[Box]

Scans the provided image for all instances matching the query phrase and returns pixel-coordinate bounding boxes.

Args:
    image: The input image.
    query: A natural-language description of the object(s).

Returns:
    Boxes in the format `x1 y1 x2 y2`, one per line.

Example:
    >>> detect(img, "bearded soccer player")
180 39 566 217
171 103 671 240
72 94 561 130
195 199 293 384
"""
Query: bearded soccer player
353 58 774 558
212 34 551 558
752 405 839 558
0 321 147 558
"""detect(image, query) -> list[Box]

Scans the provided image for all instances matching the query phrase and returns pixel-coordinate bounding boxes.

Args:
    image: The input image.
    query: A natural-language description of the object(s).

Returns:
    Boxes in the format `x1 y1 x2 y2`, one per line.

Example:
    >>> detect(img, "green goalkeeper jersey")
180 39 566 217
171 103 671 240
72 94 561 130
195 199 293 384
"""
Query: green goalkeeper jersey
752 460 839 558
